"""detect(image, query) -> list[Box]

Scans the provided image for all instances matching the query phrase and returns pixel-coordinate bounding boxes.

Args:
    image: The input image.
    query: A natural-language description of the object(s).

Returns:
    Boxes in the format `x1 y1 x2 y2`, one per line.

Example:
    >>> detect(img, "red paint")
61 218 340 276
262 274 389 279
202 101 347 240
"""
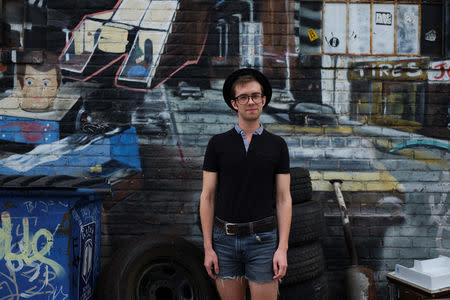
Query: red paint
0 122 56 142
432 62 450 80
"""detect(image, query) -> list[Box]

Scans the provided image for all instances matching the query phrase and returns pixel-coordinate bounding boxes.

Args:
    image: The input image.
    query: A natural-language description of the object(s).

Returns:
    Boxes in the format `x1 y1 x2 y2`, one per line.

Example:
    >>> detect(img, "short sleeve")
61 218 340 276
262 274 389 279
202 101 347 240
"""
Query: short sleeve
203 136 218 172
275 138 290 174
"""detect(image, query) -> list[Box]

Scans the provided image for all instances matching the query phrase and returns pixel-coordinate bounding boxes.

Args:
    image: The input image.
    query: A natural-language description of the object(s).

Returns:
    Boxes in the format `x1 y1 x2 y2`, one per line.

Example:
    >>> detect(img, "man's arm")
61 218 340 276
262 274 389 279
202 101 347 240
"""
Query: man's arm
200 170 219 279
273 173 292 280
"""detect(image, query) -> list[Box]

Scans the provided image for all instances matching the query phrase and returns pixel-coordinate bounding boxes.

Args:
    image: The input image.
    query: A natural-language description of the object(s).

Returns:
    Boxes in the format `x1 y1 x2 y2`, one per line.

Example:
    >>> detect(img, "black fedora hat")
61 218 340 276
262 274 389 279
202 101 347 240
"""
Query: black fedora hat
222 68 272 111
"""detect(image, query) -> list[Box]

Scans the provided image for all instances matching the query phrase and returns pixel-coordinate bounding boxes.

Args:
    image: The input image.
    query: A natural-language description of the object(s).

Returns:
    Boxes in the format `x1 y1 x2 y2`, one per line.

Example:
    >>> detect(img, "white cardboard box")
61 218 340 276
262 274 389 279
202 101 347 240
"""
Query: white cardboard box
388 255 450 292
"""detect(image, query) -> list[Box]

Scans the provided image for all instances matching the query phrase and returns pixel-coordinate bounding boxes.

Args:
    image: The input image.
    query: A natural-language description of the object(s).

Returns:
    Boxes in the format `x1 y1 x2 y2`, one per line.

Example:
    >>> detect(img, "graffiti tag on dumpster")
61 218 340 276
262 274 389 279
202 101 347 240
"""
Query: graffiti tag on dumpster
78 222 96 300
0 211 68 299
0 211 64 276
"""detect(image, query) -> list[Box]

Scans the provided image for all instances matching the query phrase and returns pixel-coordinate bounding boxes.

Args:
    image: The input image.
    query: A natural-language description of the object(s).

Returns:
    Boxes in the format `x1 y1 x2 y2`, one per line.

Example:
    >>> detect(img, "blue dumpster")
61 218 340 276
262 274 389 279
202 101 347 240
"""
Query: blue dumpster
0 175 110 300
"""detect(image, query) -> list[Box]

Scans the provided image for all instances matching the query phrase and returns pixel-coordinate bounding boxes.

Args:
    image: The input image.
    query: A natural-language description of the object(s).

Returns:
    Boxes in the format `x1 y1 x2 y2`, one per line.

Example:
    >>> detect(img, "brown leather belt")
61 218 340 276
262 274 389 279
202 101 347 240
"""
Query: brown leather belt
214 216 276 236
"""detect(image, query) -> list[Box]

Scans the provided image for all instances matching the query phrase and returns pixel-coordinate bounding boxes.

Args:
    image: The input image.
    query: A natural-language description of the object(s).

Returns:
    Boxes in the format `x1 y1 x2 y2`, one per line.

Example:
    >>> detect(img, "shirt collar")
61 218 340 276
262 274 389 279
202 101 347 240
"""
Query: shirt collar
234 124 264 135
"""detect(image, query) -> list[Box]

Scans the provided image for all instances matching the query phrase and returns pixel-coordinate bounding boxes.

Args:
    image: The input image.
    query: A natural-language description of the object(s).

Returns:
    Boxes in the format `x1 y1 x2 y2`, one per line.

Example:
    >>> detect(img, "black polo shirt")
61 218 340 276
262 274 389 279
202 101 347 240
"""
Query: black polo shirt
203 128 290 223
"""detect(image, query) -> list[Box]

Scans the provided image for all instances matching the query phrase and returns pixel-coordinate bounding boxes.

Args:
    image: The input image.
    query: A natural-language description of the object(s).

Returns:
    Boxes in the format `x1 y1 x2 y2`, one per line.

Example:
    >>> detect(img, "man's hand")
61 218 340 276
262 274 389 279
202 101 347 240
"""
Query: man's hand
273 248 288 280
204 248 219 279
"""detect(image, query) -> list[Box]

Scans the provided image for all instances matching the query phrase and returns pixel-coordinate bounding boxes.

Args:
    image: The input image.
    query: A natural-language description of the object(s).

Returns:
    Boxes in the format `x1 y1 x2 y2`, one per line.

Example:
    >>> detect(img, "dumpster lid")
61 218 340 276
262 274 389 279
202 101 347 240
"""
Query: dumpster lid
0 174 110 191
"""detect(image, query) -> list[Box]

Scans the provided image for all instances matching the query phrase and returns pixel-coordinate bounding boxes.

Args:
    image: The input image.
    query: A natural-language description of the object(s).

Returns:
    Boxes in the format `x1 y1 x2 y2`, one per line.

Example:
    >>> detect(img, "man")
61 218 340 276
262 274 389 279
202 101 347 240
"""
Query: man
200 68 292 300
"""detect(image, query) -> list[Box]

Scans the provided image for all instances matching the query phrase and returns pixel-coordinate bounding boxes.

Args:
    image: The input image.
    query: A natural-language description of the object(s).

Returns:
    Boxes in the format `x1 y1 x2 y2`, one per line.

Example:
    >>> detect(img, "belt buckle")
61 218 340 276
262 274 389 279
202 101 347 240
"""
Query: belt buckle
225 223 236 235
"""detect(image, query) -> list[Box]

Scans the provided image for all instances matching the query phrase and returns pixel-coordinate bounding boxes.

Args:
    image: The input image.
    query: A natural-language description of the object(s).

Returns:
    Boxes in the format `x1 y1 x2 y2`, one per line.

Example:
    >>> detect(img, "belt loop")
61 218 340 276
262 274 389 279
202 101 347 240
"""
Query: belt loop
249 222 254 235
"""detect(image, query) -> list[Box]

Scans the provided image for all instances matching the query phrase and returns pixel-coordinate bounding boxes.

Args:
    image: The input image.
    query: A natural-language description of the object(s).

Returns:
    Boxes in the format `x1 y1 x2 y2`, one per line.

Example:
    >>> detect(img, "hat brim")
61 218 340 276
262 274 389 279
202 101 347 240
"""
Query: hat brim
222 68 272 111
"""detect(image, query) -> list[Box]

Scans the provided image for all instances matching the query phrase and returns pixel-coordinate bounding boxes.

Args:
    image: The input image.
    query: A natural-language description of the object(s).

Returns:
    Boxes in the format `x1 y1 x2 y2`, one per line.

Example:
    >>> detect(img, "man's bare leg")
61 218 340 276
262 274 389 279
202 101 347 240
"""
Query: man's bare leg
215 277 246 300
248 280 278 300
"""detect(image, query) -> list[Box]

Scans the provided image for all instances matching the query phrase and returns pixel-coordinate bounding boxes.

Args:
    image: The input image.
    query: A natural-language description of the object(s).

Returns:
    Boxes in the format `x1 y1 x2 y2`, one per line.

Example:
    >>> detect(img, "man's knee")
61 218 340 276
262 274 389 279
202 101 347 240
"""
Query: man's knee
215 277 247 300
248 279 279 298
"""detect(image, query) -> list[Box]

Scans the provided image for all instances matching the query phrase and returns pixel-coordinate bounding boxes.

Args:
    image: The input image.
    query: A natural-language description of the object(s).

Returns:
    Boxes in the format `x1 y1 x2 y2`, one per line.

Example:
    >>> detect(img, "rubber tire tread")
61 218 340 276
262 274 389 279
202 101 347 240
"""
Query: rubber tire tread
281 241 326 286
290 167 312 204
94 234 215 300
289 200 326 247
279 274 329 300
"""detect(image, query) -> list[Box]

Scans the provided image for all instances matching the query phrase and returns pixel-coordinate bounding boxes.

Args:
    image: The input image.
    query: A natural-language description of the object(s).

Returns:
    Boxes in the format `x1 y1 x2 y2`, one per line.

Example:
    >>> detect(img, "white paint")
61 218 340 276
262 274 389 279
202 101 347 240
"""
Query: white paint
397 5 419 54
240 22 263 69
348 4 370 54
323 3 346 53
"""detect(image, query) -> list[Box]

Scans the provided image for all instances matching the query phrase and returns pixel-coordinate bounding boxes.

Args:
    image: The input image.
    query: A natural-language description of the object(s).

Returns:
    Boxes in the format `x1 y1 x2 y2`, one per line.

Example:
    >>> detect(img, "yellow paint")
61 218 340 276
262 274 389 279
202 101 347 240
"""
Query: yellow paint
311 171 401 192
90 164 102 174
98 25 129 53
265 124 353 135
307 29 319 42
0 212 65 277
323 171 380 181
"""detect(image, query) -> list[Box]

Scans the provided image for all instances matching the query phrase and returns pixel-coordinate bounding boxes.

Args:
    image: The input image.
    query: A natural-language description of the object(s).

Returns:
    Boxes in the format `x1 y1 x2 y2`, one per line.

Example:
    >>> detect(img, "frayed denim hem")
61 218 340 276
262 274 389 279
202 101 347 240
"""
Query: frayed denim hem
215 276 280 295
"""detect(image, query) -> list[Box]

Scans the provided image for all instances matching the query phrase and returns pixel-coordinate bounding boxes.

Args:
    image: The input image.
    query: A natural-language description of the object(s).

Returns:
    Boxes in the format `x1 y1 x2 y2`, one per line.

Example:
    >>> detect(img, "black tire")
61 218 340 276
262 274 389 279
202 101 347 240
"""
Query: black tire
290 167 312 204
282 241 326 286
94 234 216 300
289 200 326 247
279 274 329 300
290 167 311 186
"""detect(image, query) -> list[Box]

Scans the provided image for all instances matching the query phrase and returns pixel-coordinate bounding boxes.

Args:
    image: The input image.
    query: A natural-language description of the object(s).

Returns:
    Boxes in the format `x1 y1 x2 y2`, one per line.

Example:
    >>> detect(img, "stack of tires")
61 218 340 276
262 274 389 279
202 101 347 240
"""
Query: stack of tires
279 167 328 300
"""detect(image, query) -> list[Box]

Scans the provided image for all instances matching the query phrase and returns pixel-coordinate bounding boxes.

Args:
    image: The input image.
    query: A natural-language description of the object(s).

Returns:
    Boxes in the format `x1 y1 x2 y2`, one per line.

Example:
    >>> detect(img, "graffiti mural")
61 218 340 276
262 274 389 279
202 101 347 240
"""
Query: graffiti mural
0 0 448 298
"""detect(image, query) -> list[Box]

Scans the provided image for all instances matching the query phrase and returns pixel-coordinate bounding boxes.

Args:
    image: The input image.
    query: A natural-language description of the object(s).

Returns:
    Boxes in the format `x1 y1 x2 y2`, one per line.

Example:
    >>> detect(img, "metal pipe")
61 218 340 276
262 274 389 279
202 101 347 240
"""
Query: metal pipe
330 179 358 265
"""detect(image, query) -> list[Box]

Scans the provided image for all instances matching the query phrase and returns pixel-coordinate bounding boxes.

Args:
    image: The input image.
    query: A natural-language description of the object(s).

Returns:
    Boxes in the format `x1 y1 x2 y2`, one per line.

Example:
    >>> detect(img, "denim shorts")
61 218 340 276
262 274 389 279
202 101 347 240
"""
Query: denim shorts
212 224 278 283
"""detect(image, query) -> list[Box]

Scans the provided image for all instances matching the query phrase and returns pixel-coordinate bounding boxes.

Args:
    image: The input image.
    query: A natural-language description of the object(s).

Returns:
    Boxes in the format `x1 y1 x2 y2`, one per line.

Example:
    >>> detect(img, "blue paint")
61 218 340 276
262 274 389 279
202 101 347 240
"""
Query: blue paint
214 0 226 8
0 127 141 177
390 139 450 152
128 65 149 77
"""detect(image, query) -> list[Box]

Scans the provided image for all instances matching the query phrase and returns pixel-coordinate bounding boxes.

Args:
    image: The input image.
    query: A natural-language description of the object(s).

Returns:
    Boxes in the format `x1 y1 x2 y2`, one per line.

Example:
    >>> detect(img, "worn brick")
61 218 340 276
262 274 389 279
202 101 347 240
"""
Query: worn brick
383 237 412 248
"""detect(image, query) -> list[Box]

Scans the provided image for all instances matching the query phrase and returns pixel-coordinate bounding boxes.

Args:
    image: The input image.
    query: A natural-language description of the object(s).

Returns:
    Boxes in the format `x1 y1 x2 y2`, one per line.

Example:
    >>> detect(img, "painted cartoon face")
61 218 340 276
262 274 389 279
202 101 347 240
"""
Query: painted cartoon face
19 65 58 112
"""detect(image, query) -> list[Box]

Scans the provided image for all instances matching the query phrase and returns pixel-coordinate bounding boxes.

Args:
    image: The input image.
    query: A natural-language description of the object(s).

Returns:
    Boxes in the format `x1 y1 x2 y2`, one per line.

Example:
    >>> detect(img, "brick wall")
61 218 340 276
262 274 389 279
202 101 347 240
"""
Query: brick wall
0 0 448 298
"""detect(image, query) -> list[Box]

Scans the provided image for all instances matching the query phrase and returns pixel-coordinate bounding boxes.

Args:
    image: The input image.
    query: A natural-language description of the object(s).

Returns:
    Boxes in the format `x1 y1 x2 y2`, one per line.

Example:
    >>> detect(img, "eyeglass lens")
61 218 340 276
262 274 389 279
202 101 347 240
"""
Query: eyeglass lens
236 93 263 104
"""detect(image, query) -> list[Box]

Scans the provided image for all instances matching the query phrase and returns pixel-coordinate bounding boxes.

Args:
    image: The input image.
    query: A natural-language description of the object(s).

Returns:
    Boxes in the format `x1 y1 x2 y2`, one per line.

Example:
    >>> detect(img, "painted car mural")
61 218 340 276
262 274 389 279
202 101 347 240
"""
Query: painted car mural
0 0 448 298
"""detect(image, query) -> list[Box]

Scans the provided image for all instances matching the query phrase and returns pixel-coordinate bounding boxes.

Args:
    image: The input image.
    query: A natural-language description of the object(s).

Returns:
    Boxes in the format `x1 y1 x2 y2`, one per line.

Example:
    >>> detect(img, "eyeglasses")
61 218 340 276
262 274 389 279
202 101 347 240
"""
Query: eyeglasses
233 93 264 105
